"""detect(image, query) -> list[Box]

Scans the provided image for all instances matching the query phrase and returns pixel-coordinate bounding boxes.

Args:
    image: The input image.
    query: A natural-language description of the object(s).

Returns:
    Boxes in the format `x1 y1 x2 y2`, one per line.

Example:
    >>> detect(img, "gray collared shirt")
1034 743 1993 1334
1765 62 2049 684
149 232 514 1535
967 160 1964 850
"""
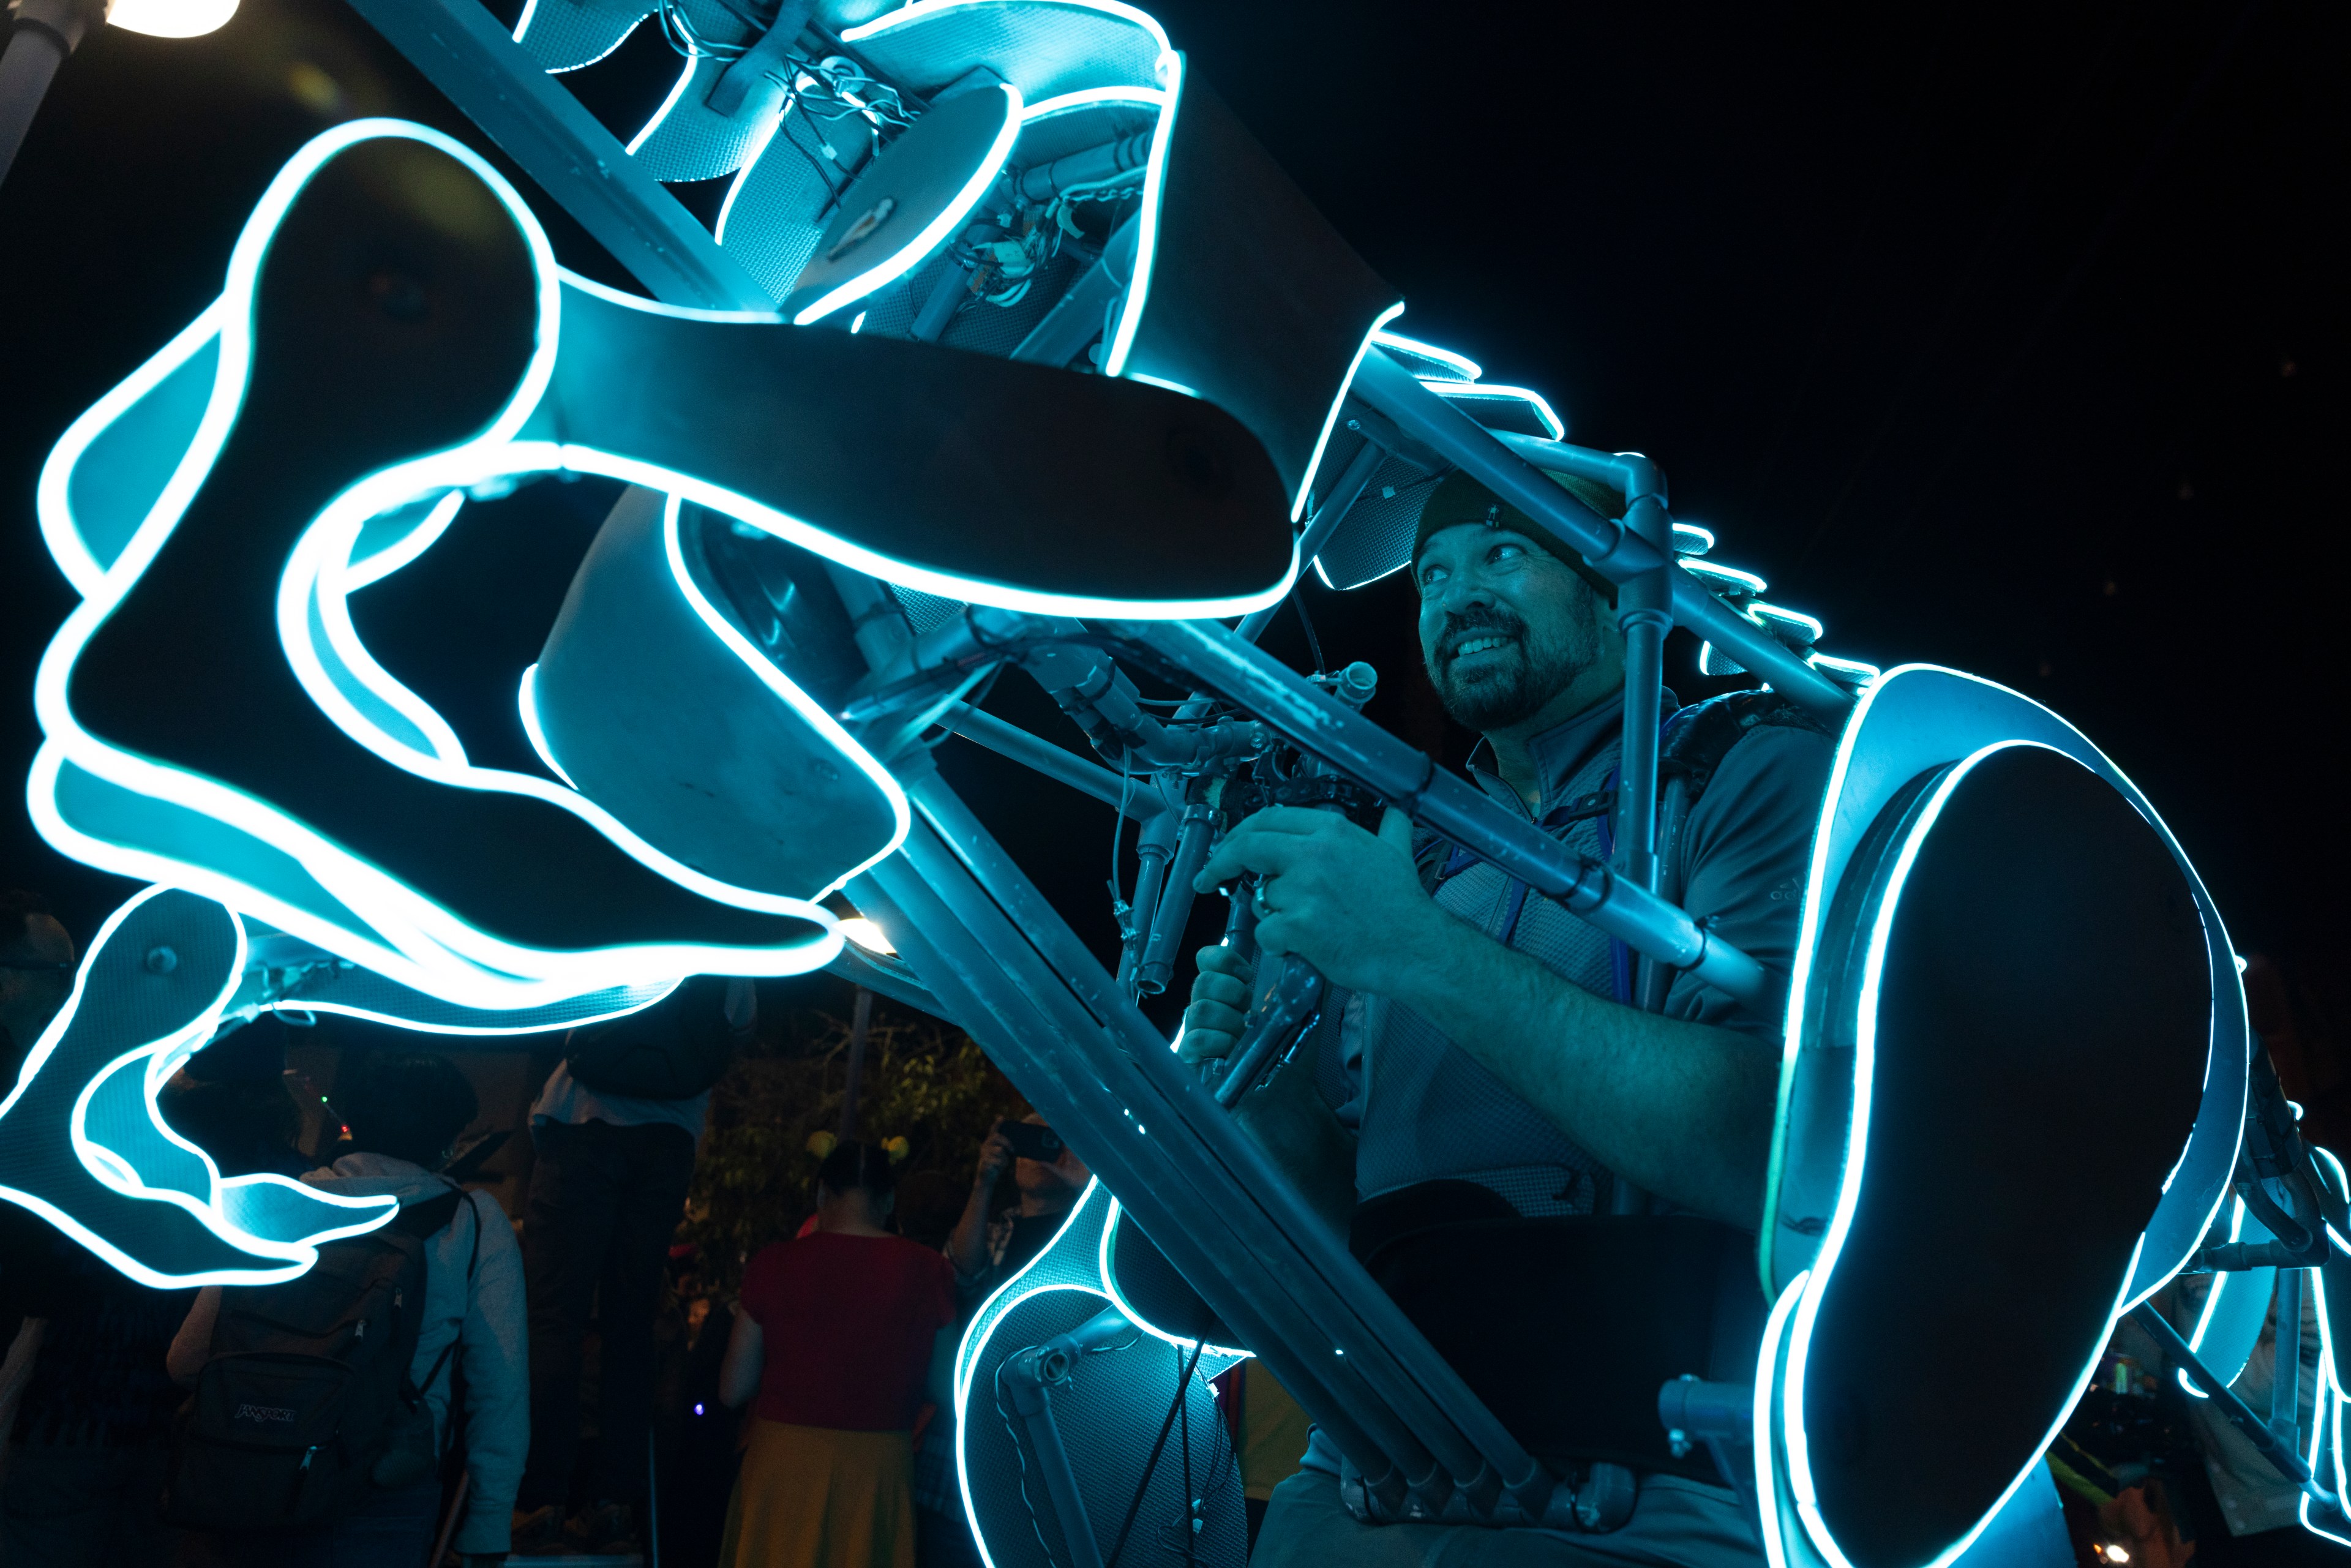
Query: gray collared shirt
1319 691 1835 1217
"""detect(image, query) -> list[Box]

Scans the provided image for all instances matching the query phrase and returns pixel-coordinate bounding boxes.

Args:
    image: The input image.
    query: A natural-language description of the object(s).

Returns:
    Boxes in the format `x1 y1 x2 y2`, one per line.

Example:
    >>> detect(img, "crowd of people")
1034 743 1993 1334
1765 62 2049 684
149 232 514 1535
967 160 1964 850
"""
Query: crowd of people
0 891 1103 1568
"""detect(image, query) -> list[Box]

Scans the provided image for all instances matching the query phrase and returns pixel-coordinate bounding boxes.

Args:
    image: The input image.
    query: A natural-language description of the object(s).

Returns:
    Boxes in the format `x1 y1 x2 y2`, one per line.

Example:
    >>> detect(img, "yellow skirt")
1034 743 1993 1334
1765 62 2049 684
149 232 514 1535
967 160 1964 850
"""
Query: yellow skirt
720 1418 917 1568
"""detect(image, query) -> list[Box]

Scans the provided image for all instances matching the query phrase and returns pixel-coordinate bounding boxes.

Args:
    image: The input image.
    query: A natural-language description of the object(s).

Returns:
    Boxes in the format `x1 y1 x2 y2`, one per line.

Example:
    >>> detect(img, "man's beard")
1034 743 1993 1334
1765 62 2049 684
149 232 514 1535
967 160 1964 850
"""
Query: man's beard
1426 599 1597 732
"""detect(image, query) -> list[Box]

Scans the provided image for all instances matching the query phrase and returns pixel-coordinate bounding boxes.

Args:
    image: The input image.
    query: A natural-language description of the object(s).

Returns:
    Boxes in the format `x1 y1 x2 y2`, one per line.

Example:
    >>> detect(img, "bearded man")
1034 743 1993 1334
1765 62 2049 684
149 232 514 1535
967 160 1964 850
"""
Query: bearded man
1180 472 1837 1566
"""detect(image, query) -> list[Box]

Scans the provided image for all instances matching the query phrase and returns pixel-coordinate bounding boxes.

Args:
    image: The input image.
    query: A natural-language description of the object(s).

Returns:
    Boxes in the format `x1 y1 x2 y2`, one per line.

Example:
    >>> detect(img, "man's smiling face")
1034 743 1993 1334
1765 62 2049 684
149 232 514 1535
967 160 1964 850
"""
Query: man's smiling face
1415 522 1614 733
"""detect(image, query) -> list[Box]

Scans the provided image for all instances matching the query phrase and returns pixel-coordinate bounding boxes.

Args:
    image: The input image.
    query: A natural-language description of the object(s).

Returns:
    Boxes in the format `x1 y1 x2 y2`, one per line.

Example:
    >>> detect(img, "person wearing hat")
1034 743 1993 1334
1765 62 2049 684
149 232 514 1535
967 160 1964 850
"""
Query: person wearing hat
1180 472 1836 1564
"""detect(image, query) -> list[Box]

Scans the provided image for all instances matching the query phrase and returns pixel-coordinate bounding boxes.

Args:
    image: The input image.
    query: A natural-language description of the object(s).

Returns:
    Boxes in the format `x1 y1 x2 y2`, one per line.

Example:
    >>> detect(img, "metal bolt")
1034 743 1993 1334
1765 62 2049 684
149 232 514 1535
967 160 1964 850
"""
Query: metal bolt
143 946 178 974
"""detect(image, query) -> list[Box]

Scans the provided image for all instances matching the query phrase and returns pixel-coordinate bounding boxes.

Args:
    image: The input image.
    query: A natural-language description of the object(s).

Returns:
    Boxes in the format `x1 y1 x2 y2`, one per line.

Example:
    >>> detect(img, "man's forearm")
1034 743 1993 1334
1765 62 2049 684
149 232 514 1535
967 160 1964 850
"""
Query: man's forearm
946 1187 994 1276
1389 917 1778 1228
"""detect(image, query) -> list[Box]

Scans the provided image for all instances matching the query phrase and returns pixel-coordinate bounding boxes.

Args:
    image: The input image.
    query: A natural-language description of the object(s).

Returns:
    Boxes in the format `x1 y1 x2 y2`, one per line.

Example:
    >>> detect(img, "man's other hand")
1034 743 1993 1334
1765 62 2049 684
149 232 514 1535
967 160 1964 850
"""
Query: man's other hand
974 1120 1014 1188
1177 944 1256 1065
1193 806 1449 999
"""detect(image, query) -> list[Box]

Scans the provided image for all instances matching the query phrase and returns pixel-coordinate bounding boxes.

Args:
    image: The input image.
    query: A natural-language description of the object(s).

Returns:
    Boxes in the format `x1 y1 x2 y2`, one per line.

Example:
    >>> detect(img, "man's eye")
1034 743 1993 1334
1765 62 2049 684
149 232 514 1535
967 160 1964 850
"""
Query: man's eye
1489 542 1524 564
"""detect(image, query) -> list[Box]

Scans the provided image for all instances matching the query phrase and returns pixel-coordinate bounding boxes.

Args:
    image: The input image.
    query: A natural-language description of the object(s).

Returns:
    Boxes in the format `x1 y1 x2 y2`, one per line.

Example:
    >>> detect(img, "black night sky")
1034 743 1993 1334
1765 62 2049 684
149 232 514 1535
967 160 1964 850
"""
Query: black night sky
1 0 2342 1034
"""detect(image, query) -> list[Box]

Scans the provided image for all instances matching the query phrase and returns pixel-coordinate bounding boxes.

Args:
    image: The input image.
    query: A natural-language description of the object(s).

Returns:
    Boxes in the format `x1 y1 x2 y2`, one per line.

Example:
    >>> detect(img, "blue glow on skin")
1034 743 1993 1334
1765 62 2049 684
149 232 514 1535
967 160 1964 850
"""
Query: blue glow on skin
792 83 1027 326
28 121 844 1010
0 886 397 1289
1779 738 2154 1568
516 663 579 789
1430 380 1564 441
1095 1197 1251 1365
1370 329 1479 383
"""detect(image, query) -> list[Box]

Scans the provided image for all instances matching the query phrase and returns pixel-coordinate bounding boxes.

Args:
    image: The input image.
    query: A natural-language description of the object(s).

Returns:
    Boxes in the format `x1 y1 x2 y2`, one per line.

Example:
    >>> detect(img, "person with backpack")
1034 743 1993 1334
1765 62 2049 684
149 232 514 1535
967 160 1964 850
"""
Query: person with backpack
1179 472 1837 1566
165 1051 526 1568
513 973 757 1554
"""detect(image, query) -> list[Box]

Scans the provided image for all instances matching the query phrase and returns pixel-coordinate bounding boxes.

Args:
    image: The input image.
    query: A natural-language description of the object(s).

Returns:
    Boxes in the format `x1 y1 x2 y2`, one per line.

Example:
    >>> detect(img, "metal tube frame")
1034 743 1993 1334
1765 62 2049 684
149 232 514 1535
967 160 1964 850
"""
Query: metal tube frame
326 11 1840 1522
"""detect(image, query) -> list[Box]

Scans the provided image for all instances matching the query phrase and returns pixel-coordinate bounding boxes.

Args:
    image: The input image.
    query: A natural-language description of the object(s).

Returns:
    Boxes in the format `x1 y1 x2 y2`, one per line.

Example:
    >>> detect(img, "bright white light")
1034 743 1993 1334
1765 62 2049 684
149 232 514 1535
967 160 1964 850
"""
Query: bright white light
108 0 238 37
515 664 577 789
1100 50 1182 378
626 59 698 157
1671 522 1716 556
1371 329 1480 383
849 311 867 334
1684 558 1767 595
791 83 1026 327
1430 380 1564 441
839 917 894 955
1749 601 1825 642
1285 301 1406 522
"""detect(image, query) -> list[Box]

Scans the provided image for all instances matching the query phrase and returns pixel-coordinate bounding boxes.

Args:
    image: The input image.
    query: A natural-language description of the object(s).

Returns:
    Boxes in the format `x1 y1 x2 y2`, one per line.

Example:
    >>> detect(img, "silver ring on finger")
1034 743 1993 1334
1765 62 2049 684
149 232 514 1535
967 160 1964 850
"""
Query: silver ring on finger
1251 879 1276 921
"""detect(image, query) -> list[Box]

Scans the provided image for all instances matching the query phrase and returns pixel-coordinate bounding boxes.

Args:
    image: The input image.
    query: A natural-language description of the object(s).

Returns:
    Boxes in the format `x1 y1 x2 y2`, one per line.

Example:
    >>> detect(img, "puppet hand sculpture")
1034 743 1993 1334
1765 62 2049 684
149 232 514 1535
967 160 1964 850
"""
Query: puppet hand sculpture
0 887 399 1285
19 118 1296 1278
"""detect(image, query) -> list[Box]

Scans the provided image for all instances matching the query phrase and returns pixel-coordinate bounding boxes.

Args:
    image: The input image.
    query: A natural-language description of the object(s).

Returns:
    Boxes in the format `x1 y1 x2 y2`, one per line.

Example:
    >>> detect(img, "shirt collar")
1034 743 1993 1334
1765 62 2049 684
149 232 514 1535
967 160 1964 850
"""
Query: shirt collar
1464 686 1678 816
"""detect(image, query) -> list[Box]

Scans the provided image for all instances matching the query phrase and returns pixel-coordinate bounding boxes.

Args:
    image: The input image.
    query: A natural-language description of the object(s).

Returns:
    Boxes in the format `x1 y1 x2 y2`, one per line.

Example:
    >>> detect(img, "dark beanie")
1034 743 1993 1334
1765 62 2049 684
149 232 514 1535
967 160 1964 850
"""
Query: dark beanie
1412 470 1624 604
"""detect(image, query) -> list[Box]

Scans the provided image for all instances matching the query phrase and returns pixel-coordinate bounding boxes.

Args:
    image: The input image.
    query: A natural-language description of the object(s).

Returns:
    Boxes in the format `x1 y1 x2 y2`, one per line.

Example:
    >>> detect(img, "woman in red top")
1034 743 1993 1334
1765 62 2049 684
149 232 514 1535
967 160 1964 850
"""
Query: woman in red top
718 1141 958 1568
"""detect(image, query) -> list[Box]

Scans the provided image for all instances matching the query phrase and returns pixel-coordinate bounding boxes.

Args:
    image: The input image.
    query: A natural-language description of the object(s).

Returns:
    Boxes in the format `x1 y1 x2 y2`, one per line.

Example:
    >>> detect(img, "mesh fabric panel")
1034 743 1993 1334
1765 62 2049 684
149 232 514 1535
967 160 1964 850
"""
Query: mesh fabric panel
516 0 650 73
1312 454 1441 590
850 3 1164 99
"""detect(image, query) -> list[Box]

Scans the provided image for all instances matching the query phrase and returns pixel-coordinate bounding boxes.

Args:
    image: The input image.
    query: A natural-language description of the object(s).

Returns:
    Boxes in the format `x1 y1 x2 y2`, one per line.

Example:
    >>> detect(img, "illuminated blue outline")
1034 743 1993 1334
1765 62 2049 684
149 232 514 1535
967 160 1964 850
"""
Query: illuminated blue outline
28 121 845 1011
950 1179 1108 1568
839 0 1171 60
513 0 647 73
656 492 913 877
1095 1196 1251 1363
2177 1197 2270 1399
790 82 1027 326
37 299 227 599
1777 738 2156 1568
516 663 579 789
1749 602 1824 642
1430 380 1564 441
1683 558 1766 595
1807 653 1881 686
344 489 463 592
1284 300 1407 523
0 886 397 1289
1755 1272 1808 1568
1370 329 1479 383
1671 522 1715 555
627 57 699 157
33 116 1304 1023
1098 47 1181 378
711 102 787 246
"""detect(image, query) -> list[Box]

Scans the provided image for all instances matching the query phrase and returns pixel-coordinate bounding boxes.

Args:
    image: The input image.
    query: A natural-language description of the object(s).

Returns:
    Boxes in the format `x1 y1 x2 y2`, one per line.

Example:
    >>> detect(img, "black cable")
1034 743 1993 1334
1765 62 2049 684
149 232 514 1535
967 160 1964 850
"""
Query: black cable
1289 591 1325 676
1103 1336 1206 1568
1179 1343 1195 1566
